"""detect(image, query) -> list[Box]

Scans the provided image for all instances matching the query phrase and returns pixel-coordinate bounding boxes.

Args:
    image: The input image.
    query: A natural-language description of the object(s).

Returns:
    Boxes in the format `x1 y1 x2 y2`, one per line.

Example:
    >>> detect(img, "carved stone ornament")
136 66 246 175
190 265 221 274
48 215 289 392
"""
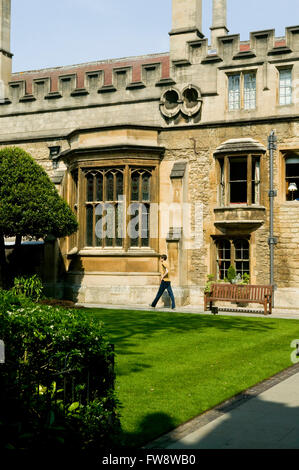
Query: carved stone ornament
160 85 202 119
160 87 182 118
181 84 202 117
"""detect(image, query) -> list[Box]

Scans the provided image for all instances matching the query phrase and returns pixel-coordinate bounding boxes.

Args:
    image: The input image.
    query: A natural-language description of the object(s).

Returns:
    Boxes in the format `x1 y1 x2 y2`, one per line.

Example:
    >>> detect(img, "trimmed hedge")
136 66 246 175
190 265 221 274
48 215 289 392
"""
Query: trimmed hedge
0 293 121 456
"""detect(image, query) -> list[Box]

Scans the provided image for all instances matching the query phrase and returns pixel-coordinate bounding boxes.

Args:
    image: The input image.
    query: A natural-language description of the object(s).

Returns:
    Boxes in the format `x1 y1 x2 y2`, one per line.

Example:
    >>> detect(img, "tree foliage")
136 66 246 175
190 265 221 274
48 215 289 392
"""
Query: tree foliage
0 147 78 239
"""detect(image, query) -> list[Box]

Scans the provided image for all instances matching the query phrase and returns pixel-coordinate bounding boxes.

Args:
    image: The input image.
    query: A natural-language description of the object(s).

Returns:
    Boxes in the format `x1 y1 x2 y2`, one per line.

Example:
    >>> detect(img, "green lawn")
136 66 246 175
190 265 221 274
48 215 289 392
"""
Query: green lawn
85 308 299 448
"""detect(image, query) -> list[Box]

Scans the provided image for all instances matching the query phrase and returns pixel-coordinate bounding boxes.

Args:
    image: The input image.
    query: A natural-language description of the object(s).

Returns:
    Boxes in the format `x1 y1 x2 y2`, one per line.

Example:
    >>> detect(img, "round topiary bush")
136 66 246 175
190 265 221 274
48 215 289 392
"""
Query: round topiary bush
0 297 121 457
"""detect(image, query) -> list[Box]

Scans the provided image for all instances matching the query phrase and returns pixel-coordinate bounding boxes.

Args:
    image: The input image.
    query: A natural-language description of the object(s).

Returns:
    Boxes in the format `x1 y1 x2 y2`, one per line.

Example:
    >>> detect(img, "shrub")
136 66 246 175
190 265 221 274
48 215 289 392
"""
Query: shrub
12 274 44 301
204 274 215 293
241 273 250 285
227 265 237 284
0 300 121 456
0 289 21 310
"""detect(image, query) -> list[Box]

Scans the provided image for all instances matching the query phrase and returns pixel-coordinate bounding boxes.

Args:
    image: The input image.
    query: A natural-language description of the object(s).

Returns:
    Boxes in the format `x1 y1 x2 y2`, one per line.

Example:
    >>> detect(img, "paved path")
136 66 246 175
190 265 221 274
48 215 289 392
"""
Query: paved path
144 365 299 450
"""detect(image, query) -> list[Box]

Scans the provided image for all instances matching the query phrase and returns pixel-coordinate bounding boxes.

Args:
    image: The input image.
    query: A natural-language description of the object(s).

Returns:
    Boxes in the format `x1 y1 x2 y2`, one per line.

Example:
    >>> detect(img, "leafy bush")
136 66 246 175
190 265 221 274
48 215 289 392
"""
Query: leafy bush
226 265 237 284
0 289 21 310
0 299 121 456
12 274 43 301
204 274 215 293
241 273 250 285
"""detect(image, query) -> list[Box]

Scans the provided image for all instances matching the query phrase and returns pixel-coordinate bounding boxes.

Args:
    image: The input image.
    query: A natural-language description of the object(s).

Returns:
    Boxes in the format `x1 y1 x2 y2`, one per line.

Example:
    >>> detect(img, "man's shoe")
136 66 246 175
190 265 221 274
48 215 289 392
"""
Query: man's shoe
149 304 155 308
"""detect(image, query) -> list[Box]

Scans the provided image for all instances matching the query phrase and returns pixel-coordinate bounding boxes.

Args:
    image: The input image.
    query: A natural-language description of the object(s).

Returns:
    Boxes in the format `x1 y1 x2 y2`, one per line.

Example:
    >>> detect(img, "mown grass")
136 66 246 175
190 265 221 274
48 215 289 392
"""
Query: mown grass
84 308 299 447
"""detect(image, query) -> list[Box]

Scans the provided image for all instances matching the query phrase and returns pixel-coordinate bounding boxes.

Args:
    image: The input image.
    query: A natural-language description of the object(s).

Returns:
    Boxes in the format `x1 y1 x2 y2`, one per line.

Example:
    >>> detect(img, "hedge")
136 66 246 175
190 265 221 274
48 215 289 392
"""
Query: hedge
0 292 121 456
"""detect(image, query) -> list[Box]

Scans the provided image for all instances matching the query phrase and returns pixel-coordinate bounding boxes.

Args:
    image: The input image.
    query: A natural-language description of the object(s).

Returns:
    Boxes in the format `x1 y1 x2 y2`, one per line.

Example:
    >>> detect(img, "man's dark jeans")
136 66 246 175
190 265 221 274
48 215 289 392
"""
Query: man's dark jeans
151 280 175 309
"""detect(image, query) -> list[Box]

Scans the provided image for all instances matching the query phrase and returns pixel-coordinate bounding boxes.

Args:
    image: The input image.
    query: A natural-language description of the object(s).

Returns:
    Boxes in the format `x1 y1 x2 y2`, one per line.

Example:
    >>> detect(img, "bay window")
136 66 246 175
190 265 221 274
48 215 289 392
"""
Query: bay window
68 157 159 253
217 154 261 206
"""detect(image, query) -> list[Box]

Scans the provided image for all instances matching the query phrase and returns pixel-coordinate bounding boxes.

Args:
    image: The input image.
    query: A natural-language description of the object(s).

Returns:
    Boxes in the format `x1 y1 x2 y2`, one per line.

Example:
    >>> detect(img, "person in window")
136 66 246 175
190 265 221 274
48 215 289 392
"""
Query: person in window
150 254 176 309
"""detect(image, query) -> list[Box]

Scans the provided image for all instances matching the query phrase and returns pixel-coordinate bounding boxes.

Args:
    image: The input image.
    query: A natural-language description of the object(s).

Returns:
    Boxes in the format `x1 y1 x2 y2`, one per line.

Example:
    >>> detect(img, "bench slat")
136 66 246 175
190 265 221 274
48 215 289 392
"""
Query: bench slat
205 283 273 315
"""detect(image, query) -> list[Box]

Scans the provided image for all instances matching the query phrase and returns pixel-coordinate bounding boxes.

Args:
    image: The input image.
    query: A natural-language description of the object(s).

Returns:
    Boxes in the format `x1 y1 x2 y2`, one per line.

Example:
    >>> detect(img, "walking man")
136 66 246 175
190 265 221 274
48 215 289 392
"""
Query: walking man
151 254 176 309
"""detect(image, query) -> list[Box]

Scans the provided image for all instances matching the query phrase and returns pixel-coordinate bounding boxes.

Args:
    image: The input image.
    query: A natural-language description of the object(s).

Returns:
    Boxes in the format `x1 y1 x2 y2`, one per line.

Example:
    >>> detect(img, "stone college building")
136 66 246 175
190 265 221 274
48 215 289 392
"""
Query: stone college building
1 0 299 311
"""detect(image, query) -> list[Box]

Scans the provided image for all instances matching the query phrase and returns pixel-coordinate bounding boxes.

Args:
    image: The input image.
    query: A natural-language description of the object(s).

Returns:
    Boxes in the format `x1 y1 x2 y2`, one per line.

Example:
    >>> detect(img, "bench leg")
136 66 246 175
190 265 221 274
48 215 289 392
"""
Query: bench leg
263 300 268 315
268 298 272 315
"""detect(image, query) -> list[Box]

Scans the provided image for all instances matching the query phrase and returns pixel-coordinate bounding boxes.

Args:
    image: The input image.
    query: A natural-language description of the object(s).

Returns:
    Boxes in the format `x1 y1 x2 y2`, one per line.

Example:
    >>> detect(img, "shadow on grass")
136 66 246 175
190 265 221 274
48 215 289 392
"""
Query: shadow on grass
85 308 275 351
119 374 299 449
119 412 176 449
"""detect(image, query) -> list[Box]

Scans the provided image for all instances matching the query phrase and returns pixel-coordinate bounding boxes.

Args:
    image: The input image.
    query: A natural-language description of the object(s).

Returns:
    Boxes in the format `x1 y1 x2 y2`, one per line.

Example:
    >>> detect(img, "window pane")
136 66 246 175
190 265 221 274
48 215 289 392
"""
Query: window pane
131 173 139 201
217 240 231 280
106 173 114 201
141 204 150 247
219 159 225 206
252 158 260 205
286 158 299 200
234 239 250 277
279 69 292 105
230 158 247 203
96 173 103 201
142 173 151 201
115 202 124 247
116 172 123 200
228 74 240 110
86 205 93 246
105 204 115 247
95 204 103 247
244 73 256 110
86 174 94 202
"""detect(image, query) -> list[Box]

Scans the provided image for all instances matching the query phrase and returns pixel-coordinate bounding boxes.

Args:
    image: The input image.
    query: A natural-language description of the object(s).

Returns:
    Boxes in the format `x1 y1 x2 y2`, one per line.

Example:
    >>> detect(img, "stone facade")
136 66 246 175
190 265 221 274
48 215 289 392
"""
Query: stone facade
1 0 299 310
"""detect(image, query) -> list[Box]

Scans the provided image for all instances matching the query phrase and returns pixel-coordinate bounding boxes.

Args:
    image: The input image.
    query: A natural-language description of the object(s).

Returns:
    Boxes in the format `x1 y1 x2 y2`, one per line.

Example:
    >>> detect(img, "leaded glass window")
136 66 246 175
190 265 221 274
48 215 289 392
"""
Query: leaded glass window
234 239 250 277
217 239 231 280
228 74 240 110
244 73 256 110
279 69 292 105
84 169 124 248
83 166 153 249
216 238 250 280
228 72 256 111
129 169 152 248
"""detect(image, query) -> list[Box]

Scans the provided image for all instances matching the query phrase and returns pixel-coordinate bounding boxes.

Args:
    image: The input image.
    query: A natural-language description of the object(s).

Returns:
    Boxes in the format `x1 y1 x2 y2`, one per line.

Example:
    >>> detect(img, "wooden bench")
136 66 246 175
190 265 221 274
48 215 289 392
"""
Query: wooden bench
204 283 273 315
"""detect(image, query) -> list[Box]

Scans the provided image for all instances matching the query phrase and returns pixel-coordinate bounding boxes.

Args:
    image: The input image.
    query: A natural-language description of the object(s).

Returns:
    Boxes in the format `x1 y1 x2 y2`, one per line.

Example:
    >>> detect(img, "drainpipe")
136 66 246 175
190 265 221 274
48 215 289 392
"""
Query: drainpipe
267 130 277 305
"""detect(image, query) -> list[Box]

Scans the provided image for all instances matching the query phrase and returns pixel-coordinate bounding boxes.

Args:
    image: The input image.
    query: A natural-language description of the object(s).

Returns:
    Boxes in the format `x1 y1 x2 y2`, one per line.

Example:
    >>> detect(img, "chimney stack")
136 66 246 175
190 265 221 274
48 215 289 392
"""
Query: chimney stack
170 0 204 63
0 0 12 100
210 0 229 50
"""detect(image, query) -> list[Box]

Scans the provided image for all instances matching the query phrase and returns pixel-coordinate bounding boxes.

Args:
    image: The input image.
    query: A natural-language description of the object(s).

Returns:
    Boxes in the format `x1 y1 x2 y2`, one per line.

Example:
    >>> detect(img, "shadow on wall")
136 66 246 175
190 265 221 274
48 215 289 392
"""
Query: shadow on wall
63 254 84 304
3 237 85 304
2 240 45 287
43 237 85 303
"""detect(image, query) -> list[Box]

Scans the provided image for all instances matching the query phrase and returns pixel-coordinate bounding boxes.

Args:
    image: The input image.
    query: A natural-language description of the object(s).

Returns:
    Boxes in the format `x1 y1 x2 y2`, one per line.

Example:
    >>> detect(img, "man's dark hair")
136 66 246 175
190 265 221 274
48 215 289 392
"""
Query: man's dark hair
161 254 167 260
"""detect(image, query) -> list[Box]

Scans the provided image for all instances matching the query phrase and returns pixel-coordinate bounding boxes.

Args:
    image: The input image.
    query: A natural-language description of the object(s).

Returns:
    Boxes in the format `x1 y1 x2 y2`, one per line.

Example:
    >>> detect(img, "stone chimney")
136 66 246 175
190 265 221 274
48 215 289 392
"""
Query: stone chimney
0 0 12 100
170 0 204 63
210 0 229 50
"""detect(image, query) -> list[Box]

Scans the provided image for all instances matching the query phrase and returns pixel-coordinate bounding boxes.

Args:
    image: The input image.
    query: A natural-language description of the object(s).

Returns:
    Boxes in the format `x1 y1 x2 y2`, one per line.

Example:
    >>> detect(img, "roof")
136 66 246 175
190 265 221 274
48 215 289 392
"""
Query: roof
214 138 267 155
